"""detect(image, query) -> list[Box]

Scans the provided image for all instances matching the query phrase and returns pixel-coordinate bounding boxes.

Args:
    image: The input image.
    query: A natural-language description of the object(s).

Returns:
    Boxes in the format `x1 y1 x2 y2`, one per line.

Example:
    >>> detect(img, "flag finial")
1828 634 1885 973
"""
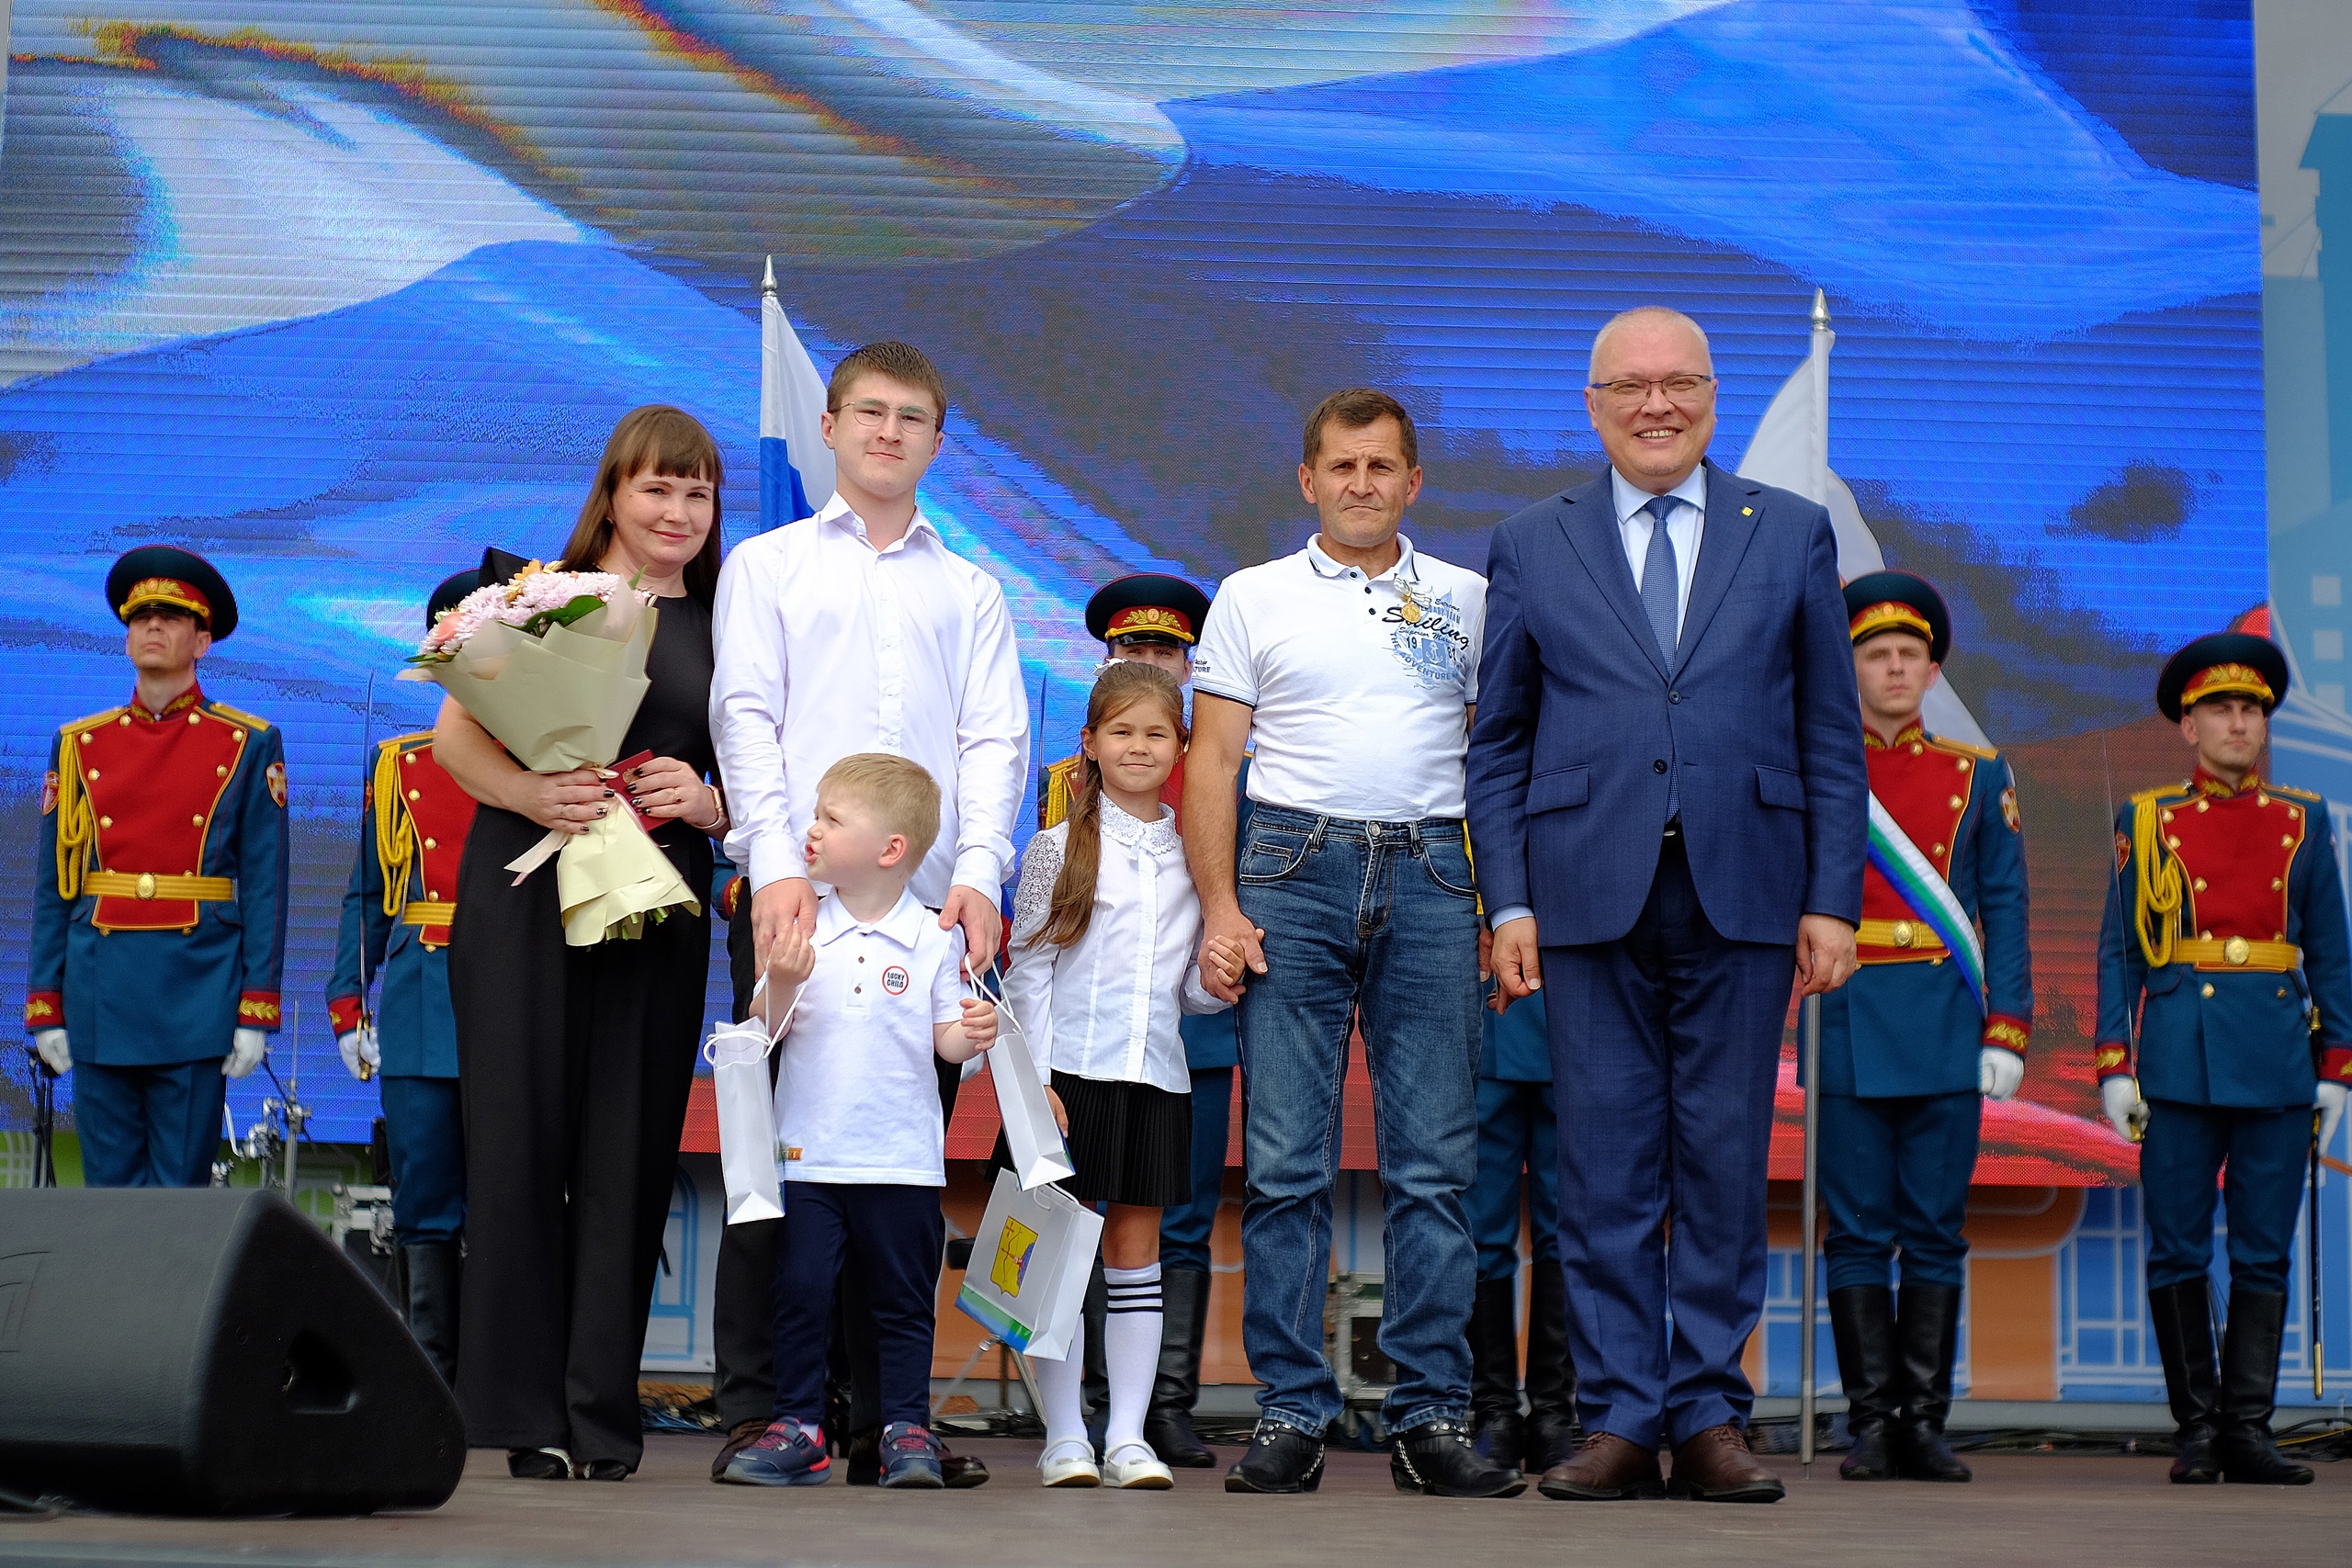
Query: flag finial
1810 288 1830 329
762 254 777 298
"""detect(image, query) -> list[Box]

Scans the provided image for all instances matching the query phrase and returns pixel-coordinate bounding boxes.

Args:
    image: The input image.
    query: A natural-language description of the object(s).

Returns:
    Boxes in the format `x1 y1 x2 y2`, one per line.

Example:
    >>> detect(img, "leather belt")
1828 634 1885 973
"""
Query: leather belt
84 871 234 903
1856 917 1948 955
2173 936 2299 972
401 901 457 927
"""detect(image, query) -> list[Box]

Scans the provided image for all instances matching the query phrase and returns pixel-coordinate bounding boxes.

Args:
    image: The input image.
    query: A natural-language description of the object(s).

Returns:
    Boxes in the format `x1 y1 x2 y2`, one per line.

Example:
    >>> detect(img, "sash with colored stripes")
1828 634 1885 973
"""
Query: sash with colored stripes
1864 792 1986 1014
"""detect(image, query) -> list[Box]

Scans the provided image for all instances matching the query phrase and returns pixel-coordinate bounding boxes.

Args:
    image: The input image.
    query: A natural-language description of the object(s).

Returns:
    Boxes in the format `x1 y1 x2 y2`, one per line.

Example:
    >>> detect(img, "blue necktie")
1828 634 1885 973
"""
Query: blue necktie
1639 494 1680 663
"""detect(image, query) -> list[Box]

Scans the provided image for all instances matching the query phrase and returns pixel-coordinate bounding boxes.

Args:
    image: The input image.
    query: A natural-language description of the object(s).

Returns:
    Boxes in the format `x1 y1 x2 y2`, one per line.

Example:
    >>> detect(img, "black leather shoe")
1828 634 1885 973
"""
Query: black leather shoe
1224 1421 1325 1494
2147 1280 2221 1483
579 1460 630 1482
1146 1269 1217 1468
2216 1291 2312 1485
1828 1285 1897 1481
1891 1283 1972 1483
1391 1417 1527 1498
506 1447 572 1480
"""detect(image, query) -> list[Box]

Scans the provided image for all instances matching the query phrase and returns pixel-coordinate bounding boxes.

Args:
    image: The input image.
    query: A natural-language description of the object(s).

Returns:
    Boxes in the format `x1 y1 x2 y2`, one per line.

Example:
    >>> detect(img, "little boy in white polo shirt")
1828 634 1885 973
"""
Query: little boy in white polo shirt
719 753 999 1491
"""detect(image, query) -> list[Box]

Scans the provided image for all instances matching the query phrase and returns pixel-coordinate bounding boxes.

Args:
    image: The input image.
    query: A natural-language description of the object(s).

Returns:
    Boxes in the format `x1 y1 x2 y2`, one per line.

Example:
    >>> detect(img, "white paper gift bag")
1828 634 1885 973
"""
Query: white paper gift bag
955 1166 1102 1361
703 978 795 1226
972 969 1076 1190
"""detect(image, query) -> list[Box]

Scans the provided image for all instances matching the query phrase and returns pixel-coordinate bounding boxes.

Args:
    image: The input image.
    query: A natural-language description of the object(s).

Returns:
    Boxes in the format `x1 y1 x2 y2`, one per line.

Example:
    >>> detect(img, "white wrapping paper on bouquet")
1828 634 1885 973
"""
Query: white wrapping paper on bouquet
402 590 699 945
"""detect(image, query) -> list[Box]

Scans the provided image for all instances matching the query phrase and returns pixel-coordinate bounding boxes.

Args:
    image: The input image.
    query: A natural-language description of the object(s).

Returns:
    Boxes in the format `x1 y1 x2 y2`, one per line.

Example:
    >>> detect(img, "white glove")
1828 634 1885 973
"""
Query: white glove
2101 1076 2148 1143
32 1028 70 1075
224 1027 269 1079
1979 1048 2024 1101
2318 1080 2347 1160
336 1026 380 1080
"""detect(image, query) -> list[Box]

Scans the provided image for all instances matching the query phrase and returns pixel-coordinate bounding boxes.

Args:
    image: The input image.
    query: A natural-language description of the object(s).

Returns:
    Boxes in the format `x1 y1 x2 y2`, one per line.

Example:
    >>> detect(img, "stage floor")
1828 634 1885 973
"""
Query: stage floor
2 1435 2343 1568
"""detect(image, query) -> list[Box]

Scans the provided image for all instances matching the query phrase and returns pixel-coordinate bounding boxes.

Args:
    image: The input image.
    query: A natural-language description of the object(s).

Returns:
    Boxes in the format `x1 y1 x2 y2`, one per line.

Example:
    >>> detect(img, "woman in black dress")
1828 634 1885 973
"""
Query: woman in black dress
434 405 728 1481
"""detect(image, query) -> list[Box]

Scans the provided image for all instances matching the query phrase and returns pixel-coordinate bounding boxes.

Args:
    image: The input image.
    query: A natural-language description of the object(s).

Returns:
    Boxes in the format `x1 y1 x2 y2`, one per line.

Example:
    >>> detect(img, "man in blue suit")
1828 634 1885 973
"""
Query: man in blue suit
1467 307 1866 1504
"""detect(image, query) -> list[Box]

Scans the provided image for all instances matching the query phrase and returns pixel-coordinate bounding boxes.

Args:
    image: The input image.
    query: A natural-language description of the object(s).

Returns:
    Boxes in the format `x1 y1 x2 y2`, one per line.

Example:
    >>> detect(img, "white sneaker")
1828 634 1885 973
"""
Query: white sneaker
1038 1438 1101 1487
1102 1442 1174 1490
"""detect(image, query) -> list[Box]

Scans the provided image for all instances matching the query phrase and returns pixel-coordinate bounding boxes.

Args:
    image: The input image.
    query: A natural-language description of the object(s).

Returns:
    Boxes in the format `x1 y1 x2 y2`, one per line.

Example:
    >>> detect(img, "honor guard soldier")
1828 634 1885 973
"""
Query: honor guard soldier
325 570 481 1385
2098 633 2350 1487
1037 574 1232 1469
1821 571 2031 1483
27 548 289 1187
1464 986 1580 1474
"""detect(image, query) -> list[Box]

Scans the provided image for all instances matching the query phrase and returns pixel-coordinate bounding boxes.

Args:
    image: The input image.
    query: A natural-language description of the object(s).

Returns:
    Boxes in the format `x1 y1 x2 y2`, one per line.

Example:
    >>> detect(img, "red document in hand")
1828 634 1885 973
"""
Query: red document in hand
609 750 662 833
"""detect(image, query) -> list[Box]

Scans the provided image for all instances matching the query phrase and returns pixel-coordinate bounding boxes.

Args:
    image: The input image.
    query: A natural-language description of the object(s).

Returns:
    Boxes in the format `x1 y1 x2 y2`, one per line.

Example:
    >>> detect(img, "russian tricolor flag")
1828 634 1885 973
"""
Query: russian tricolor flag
760 256 834 530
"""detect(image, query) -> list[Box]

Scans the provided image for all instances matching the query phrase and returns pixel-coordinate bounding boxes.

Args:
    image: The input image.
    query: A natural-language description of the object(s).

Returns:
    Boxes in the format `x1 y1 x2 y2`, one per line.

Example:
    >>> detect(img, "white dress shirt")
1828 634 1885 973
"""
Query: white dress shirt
1001 803 1227 1096
711 494 1030 905
1611 465 1707 641
774 890 966 1186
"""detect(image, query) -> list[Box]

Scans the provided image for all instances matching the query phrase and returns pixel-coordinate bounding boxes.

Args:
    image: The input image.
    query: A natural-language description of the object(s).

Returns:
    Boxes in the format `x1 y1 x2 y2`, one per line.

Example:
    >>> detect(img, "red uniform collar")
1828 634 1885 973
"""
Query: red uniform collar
2189 765 2261 799
1863 720 1928 751
129 683 205 722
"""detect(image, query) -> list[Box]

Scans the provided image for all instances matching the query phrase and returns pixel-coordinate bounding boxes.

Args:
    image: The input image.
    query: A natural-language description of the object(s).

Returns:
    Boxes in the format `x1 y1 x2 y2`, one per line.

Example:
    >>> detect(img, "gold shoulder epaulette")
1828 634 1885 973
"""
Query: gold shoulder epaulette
206 700 272 731
61 706 126 735
2269 782 2323 804
1928 734 1997 762
380 729 435 755
2131 782 2192 807
1040 754 1081 831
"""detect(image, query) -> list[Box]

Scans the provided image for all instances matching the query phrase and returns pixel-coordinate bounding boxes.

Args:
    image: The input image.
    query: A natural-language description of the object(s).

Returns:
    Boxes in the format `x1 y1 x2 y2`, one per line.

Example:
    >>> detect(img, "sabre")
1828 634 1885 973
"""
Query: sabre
2313 1110 2324 1402
1799 991 1822 1475
356 672 377 1082
2098 737 2148 1143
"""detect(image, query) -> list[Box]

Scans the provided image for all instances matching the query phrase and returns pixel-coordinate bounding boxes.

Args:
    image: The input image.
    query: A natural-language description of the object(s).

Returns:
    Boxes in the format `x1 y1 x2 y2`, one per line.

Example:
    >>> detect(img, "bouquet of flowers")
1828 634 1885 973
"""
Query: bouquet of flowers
401 563 698 945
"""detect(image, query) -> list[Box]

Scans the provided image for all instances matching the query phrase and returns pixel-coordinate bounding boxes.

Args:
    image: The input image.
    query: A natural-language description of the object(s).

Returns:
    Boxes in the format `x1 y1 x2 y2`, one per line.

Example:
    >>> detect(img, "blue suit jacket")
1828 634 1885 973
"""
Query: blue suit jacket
1465 461 1865 945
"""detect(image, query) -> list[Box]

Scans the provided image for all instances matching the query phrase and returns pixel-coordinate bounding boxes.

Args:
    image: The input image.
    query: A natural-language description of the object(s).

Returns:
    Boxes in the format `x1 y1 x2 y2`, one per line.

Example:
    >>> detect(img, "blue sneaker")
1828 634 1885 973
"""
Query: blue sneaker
876 1422 945 1489
719 1419 831 1487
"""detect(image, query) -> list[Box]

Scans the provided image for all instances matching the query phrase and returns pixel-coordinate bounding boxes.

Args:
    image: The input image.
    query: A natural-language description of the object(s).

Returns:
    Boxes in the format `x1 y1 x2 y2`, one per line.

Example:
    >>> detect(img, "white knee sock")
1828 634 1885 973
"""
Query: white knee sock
1102 1263 1164 1456
1032 1332 1091 1457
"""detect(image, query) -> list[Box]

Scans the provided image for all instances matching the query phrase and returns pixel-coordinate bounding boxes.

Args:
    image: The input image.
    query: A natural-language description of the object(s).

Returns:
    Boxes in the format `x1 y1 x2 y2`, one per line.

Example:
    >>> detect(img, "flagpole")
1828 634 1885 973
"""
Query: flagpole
1800 991 1823 1475
763 254 776 300
1807 288 1831 505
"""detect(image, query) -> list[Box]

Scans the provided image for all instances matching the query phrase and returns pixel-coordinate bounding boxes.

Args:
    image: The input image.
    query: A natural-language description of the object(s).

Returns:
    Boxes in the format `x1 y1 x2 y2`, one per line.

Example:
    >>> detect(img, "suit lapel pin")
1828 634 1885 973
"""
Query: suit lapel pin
1742 506 1754 516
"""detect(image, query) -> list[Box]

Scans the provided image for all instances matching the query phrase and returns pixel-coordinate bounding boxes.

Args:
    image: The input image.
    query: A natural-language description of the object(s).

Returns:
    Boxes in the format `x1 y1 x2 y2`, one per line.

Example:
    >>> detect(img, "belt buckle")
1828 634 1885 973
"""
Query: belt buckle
1891 919 1915 949
135 872 157 900
2223 935 2251 966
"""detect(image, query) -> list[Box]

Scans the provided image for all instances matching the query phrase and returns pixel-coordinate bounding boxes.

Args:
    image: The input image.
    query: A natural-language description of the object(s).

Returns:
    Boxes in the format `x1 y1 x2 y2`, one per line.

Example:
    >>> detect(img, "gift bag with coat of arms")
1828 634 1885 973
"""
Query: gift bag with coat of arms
955 1166 1102 1361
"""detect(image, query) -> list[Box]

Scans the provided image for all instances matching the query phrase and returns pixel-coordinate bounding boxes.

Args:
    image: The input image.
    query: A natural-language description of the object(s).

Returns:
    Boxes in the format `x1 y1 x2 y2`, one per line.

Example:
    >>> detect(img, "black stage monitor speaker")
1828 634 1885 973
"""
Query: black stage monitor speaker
0 1188 465 1515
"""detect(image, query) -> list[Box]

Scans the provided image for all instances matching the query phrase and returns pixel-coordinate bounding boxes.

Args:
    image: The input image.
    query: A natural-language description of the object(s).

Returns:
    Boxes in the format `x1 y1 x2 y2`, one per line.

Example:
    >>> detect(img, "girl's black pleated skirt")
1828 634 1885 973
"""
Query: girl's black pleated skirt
990 1071 1193 1207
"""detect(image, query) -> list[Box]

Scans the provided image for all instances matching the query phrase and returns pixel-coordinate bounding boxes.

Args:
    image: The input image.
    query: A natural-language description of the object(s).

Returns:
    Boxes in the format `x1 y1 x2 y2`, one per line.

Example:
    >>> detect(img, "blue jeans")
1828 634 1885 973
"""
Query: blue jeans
1234 807 1482 1434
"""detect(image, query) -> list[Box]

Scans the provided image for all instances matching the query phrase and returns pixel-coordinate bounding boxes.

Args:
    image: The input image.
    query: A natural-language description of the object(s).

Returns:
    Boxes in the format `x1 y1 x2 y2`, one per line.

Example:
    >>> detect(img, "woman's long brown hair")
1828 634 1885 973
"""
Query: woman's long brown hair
555 404 726 604
1032 662 1188 951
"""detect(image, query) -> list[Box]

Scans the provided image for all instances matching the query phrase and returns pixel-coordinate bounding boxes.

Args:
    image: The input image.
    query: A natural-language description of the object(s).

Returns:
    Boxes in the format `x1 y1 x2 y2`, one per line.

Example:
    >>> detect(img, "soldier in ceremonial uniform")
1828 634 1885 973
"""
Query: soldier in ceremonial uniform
1035 575 1234 1468
1819 571 2031 1483
27 548 289 1187
1464 987 1580 1473
2098 633 2350 1487
325 570 481 1384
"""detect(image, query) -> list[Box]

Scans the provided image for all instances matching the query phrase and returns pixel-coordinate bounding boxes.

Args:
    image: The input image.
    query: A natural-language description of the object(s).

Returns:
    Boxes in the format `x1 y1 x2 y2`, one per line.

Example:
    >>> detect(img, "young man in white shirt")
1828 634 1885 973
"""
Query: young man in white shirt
1185 389 1518 1499
706 340 1029 1483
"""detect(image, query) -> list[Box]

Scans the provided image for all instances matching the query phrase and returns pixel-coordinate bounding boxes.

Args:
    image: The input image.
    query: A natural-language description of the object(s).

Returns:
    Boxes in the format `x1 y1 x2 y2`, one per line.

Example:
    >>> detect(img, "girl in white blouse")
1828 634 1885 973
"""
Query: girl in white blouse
1003 661 1245 1490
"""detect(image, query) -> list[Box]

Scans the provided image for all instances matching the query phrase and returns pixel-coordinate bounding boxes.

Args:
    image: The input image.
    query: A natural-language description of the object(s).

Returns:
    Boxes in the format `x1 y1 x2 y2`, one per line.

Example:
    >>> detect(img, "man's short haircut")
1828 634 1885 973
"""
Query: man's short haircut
827 341 950 433
819 752 943 864
1303 387 1419 471
1588 307 1713 384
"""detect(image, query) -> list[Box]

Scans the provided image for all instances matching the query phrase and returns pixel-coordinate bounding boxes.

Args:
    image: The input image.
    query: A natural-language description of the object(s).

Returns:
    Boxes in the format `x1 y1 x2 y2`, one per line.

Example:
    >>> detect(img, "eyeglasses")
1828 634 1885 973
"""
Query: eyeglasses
843 400 938 434
1588 375 1715 407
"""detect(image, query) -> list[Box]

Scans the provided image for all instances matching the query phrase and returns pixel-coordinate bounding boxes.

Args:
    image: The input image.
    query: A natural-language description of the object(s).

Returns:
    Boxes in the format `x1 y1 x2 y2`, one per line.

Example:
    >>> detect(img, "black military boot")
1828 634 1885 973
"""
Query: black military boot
2147 1279 2221 1483
401 1240 461 1388
2215 1291 2312 1485
1521 1260 1584 1472
1465 1277 1526 1466
1225 1420 1326 1494
1827 1285 1897 1481
1890 1283 1970 1482
1144 1269 1216 1467
1390 1416 1527 1497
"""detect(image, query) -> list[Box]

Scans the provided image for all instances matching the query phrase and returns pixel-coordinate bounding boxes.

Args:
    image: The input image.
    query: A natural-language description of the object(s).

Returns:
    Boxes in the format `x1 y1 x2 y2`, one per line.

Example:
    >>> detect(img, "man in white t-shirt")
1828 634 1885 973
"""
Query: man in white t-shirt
1184 389 1517 1499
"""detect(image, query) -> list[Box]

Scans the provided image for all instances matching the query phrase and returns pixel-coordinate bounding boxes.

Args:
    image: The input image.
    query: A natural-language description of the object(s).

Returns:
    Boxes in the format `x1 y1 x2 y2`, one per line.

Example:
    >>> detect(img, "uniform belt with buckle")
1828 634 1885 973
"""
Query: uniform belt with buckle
83 871 235 902
1856 916 1949 956
401 901 457 927
2173 936 2299 972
